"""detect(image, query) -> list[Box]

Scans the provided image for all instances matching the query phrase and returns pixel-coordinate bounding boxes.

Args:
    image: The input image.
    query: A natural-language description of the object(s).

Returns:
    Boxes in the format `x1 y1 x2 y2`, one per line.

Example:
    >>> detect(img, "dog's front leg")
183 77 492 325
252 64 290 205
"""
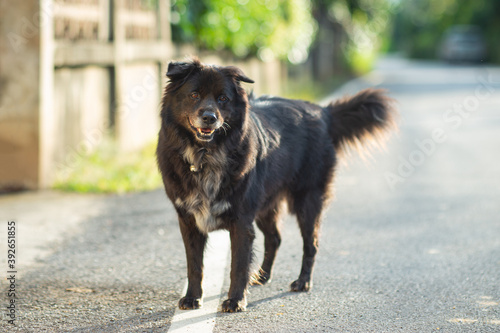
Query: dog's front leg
221 221 255 312
178 214 207 309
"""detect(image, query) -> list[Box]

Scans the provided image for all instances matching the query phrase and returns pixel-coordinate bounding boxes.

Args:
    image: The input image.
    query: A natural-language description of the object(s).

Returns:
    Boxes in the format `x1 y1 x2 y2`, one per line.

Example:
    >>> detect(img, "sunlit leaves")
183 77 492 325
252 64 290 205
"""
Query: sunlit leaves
171 0 316 63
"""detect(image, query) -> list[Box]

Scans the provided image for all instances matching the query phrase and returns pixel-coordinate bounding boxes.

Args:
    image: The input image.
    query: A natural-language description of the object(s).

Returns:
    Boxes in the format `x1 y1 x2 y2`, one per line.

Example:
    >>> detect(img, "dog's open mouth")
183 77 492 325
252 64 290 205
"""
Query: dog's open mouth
189 119 217 141
195 127 216 140
197 127 215 135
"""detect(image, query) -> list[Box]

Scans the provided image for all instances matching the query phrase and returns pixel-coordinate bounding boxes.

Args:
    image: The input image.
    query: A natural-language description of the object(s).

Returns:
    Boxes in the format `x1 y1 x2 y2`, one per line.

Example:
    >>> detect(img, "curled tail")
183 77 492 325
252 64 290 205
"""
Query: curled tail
326 88 397 154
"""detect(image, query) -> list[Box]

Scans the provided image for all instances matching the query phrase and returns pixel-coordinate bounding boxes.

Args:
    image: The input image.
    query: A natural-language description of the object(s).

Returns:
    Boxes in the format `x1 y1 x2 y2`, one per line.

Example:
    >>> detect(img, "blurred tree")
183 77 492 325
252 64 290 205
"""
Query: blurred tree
310 0 395 75
391 0 500 62
170 0 397 72
171 0 317 63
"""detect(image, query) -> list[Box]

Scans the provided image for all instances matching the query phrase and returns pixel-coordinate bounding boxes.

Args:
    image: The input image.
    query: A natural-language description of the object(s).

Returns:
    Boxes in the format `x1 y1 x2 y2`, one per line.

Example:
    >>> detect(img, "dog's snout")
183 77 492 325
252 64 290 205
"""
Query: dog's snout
201 110 217 125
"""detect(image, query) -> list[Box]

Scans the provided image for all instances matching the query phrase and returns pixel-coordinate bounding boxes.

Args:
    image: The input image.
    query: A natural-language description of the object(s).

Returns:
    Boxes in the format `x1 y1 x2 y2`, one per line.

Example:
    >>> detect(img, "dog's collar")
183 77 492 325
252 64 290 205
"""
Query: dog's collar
190 148 207 173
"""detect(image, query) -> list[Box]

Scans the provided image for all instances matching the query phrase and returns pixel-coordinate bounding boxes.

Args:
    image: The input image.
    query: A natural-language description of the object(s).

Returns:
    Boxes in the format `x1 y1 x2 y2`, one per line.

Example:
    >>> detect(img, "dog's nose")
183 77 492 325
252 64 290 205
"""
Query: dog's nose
202 111 217 125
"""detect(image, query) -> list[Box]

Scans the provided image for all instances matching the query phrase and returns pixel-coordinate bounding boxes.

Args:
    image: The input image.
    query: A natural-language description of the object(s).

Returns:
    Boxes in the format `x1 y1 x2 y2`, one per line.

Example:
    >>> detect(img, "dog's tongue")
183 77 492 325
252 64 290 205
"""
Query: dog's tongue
200 128 212 134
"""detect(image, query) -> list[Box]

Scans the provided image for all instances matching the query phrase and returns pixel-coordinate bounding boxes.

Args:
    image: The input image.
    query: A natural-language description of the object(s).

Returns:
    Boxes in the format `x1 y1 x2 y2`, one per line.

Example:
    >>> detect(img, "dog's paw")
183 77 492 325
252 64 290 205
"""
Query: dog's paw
290 279 312 292
221 298 246 312
179 296 202 310
250 271 271 286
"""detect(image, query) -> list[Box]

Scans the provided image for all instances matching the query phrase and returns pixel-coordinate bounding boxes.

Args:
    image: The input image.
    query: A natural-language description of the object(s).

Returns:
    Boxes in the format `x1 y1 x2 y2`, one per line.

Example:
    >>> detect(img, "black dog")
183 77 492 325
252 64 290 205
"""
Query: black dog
156 58 396 312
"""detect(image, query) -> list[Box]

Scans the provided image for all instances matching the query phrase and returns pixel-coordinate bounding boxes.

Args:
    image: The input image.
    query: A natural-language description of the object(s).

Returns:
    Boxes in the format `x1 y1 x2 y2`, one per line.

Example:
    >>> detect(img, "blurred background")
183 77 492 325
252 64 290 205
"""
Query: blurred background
0 0 498 193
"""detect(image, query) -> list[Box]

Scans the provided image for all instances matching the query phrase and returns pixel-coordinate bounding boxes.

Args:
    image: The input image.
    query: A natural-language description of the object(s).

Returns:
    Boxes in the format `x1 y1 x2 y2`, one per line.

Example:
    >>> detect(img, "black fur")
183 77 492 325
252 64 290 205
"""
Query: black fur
156 58 396 312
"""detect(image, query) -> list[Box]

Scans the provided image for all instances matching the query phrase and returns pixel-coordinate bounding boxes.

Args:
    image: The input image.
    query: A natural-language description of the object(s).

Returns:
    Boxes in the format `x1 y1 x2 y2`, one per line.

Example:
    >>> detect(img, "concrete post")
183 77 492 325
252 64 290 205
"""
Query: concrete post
0 0 54 190
39 0 55 188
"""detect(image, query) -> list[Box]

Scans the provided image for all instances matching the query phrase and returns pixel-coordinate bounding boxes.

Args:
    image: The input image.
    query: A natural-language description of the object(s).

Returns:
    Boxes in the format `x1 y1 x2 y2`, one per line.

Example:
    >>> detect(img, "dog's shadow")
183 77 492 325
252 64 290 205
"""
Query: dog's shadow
246 289 296 309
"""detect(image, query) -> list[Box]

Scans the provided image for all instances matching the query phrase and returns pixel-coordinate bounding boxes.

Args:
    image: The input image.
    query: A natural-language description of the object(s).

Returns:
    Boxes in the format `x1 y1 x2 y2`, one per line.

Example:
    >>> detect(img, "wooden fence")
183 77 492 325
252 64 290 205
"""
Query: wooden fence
0 0 283 190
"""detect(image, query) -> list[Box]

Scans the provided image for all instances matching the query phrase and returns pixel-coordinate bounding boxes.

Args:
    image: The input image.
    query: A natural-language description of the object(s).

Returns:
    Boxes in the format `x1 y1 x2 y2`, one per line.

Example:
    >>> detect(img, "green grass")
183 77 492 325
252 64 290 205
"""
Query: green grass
53 140 162 194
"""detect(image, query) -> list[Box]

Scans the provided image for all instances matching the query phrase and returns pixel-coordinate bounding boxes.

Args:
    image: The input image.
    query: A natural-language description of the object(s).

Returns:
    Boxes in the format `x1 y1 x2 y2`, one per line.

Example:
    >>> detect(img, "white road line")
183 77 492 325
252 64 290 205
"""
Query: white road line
168 230 230 333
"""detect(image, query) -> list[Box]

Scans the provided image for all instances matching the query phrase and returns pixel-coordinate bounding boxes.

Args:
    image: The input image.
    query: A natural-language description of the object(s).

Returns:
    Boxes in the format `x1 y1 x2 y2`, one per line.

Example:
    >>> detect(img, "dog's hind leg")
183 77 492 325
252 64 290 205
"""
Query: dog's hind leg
253 203 283 285
178 214 207 309
290 189 325 292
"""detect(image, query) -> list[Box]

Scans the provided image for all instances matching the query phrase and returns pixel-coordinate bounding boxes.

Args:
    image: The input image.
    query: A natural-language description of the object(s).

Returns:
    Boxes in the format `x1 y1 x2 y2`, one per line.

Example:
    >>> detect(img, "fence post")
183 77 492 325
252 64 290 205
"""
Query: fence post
39 0 55 188
0 0 54 190
111 0 126 144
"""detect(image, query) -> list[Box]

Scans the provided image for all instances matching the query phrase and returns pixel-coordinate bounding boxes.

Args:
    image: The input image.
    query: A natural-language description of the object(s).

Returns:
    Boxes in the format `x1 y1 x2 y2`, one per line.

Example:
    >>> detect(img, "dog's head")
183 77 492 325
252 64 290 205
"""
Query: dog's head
162 58 254 143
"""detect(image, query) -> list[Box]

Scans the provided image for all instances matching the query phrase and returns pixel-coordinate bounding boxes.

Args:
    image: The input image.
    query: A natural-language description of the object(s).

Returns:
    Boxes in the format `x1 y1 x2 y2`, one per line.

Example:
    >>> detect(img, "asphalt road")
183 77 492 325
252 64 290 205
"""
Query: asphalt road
1 58 500 332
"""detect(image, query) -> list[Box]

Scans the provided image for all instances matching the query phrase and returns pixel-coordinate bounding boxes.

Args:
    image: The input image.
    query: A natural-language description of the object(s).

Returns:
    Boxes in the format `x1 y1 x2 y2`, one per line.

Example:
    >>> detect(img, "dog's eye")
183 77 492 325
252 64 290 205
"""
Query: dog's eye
218 95 229 103
190 92 200 100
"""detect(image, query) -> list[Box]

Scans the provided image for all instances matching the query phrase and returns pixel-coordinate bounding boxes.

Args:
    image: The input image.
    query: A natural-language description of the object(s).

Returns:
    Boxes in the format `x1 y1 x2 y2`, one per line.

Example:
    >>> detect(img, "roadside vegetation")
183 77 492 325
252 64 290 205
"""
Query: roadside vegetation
392 0 500 62
53 140 162 194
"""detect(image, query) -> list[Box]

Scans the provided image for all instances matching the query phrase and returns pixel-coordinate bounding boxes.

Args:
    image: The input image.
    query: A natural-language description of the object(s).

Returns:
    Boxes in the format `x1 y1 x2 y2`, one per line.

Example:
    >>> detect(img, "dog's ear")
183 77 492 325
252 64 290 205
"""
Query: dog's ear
166 58 201 82
165 58 202 93
223 66 255 84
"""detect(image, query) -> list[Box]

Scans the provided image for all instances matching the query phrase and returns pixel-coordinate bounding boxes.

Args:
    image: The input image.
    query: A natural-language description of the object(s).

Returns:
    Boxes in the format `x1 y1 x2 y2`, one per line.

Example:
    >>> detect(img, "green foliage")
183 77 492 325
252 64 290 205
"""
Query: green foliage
53 140 162 194
171 0 316 63
170 0 398 70
391 0 500 62
314 0 396 74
